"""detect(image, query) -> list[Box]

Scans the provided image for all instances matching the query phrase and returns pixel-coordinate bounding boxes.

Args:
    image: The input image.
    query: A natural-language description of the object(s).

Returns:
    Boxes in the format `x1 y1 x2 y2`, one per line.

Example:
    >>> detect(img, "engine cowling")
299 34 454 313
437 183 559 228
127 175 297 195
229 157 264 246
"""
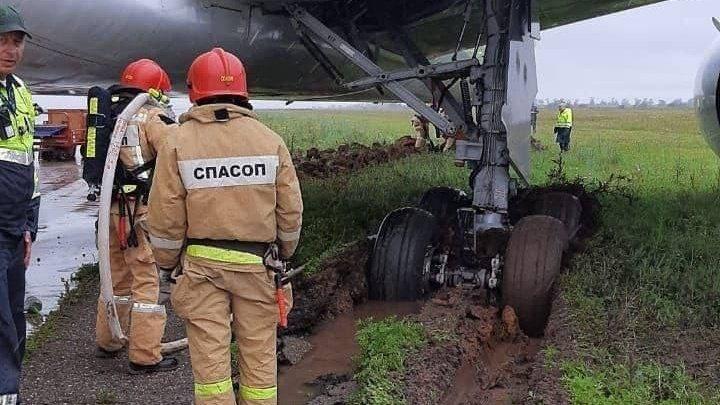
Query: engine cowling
696 34 720 157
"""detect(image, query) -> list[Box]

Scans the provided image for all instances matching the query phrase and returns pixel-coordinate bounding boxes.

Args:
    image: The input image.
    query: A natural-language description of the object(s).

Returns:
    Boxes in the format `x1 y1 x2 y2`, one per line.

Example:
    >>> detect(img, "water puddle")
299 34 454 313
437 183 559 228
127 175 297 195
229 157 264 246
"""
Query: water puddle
26 157 97 329
278 300 421 404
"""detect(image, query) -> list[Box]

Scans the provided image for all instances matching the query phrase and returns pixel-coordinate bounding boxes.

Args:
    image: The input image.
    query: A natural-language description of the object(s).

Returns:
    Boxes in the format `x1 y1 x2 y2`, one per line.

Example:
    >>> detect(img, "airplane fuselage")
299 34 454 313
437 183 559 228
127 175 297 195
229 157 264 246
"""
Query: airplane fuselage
17 0 665 97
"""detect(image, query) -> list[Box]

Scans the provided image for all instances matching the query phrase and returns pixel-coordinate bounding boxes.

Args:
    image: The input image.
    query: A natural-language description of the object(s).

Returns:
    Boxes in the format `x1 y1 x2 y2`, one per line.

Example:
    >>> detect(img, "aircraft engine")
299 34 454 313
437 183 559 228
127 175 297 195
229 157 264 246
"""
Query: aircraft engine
696 33 720 157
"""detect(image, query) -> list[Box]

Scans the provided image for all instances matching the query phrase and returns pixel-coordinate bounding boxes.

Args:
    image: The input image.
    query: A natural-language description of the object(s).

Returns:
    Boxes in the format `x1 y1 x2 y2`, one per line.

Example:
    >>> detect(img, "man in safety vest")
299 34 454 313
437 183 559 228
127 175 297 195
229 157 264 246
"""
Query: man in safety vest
0 6 39 405
554 102 573 152
93 59 179 375
148 48 302 405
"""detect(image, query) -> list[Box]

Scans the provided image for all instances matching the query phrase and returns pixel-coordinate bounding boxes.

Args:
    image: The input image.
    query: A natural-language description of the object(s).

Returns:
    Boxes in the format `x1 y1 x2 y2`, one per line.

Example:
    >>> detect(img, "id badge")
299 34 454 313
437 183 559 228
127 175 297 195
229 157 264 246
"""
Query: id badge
0 124 14 140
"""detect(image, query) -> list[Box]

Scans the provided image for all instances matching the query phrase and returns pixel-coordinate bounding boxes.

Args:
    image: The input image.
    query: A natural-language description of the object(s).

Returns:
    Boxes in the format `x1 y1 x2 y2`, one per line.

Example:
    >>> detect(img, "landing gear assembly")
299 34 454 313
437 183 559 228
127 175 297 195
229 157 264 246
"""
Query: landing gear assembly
286 0 581 337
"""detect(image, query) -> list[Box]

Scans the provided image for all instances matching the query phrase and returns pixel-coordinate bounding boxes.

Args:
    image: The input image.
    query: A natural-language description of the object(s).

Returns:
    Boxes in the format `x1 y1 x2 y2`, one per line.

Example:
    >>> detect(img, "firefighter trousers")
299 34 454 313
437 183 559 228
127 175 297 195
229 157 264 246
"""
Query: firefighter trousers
0 238 25 402
172 257 293 405
95 212 166 365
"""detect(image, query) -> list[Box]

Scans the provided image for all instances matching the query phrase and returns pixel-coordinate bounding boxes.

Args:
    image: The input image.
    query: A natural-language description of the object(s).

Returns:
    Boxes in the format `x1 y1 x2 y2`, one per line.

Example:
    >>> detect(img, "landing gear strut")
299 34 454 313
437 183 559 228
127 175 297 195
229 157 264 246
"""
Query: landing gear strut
287 0 574 336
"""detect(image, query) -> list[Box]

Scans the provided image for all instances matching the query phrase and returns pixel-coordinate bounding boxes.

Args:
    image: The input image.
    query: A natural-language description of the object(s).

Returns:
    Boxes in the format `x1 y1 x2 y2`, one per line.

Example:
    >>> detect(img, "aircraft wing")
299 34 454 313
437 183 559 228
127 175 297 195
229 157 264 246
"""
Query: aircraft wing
16 0 668 97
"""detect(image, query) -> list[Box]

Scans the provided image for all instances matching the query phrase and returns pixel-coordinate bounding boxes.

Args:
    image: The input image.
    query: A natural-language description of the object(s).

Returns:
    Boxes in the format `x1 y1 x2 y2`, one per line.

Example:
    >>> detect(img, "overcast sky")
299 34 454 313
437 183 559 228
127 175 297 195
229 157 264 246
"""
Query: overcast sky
536 0 719 102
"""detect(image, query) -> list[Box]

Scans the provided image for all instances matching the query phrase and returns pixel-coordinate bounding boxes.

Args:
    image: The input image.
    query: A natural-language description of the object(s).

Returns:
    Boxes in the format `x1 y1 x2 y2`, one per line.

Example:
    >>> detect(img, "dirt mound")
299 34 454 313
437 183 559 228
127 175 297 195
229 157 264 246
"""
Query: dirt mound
284 242 370 335
292 136 420 180
403 288 542 405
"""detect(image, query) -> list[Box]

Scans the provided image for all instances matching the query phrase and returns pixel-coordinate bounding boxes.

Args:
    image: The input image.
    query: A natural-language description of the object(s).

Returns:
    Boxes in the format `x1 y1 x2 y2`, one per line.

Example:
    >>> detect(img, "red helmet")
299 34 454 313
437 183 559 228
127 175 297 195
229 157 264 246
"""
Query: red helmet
119 59 172 92
187 48 248 103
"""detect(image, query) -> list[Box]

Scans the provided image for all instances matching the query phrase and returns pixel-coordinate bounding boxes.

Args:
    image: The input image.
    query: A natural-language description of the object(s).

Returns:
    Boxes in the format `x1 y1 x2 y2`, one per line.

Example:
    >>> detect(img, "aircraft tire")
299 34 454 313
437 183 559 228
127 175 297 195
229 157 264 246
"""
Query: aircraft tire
533 191 582 240
502 215 567 337
369 207 438 301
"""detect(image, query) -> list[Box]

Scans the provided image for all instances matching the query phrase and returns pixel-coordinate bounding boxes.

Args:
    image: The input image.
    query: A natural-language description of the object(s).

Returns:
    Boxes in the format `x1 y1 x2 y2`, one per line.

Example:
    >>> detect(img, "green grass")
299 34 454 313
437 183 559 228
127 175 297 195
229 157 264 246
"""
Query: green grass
351 317 427 405
264 109 467 272
293 153 466 273
259 110 465 274
289 108 720 403
532 108 720 402
260 109 414 152
562 362 716 405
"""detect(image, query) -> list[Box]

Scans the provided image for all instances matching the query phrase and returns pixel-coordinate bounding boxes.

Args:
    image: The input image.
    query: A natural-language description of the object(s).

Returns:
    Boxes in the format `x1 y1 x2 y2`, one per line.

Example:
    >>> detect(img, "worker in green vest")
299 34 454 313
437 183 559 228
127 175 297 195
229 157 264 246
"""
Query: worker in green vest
0 6 39 405
554 102 573 152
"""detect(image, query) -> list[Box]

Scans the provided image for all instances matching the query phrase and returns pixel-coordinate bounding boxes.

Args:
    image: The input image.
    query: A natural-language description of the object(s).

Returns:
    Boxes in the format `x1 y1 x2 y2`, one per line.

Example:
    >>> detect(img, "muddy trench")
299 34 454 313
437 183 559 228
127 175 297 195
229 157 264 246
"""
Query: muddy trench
278 184 599 404
279 243 550 405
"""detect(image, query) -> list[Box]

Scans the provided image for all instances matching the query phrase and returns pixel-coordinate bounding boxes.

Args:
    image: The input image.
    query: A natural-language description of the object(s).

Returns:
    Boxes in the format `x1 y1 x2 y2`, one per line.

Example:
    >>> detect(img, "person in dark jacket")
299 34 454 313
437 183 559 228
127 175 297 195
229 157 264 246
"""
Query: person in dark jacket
0 6 39 405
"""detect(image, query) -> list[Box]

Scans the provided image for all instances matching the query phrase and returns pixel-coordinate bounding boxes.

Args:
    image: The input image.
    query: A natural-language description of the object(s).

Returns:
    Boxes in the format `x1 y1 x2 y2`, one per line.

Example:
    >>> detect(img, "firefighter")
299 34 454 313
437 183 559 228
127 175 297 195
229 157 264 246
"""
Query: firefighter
93 59 179 374
437 107 455 152
148 47 302 405
554 102 573 152
0 6 38 404
411 113 430 150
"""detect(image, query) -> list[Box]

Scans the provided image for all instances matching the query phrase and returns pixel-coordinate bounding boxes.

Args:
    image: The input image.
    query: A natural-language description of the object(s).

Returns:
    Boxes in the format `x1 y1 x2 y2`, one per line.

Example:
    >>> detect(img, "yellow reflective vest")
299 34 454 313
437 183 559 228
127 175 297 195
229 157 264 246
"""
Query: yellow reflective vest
0 75 36 165
555 108 573 129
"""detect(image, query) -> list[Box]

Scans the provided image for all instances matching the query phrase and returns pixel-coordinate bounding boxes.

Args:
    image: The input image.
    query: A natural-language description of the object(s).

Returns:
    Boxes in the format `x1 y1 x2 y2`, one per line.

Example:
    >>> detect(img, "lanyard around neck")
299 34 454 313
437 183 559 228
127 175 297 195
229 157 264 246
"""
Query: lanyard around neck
0 76 17 115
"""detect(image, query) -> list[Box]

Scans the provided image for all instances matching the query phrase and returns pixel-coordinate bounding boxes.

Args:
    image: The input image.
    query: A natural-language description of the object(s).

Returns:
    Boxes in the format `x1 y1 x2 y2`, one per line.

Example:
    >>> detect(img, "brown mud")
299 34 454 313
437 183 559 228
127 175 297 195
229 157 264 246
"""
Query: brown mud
396 185 604 405
284 242 370 335
292 136 421 180
401 288 552 405
279 301 421 405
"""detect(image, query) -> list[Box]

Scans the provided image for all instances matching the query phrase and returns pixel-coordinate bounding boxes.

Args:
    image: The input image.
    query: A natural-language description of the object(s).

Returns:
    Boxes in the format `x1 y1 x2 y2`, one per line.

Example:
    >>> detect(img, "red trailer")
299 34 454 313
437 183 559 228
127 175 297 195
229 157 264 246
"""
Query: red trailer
36 109 87 161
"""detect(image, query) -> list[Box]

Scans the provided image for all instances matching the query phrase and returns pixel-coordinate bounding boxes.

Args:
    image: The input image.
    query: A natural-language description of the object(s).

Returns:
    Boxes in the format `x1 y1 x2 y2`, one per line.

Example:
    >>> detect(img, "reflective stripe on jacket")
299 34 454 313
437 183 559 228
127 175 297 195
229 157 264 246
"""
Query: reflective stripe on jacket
147 104 303 269
0 75 37 241
0 75 35 162
555 108 573 128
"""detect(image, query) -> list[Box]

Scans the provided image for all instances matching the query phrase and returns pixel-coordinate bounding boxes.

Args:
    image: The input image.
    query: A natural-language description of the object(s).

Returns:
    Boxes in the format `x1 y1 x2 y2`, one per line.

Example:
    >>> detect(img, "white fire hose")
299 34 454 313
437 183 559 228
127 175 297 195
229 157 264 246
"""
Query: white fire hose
97 93 187 353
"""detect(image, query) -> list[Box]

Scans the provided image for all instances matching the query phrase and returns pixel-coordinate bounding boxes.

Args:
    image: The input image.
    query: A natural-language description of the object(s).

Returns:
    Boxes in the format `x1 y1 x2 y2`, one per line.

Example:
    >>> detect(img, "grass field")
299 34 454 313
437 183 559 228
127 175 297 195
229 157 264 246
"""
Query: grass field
533 108 720 403
260 108 467 272
260 109 413 151
260 107 720 403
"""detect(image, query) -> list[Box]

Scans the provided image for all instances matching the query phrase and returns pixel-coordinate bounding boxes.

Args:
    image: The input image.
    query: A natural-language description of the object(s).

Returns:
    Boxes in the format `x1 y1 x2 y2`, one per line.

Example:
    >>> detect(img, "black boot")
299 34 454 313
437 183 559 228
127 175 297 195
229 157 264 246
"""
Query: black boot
95 347 121 359
128 357 179 375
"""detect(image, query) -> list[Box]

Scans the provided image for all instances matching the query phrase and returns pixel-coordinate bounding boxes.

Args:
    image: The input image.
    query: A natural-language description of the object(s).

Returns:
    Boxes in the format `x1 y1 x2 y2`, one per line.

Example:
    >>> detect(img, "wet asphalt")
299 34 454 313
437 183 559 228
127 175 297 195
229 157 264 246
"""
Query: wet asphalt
27 150 98 316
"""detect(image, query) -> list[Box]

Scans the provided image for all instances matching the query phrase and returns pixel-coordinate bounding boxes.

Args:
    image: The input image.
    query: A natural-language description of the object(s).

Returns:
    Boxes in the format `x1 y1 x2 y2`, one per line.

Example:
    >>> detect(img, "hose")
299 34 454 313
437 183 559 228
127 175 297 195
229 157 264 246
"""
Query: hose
97 93 150 343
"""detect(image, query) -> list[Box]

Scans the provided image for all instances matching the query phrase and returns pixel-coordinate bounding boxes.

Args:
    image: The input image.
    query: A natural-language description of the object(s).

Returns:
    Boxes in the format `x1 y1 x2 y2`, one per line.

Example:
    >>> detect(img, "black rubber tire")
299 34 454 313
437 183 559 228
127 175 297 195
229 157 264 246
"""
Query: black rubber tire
502 215 567 337
369 208 438 300
418 187 471 226
533 192 582 239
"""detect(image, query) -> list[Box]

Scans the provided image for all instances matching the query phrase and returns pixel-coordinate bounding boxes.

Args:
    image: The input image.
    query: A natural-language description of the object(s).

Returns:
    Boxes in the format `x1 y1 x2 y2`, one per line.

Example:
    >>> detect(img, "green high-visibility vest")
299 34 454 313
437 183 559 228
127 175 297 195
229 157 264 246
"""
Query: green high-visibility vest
0 74 36 165
556 108 573 129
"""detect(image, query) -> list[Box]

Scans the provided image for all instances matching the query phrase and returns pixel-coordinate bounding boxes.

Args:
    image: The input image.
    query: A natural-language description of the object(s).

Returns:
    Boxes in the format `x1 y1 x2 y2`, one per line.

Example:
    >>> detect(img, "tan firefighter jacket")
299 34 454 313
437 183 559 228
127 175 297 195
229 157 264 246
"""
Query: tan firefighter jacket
111 101 176 216
147 104 303 269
